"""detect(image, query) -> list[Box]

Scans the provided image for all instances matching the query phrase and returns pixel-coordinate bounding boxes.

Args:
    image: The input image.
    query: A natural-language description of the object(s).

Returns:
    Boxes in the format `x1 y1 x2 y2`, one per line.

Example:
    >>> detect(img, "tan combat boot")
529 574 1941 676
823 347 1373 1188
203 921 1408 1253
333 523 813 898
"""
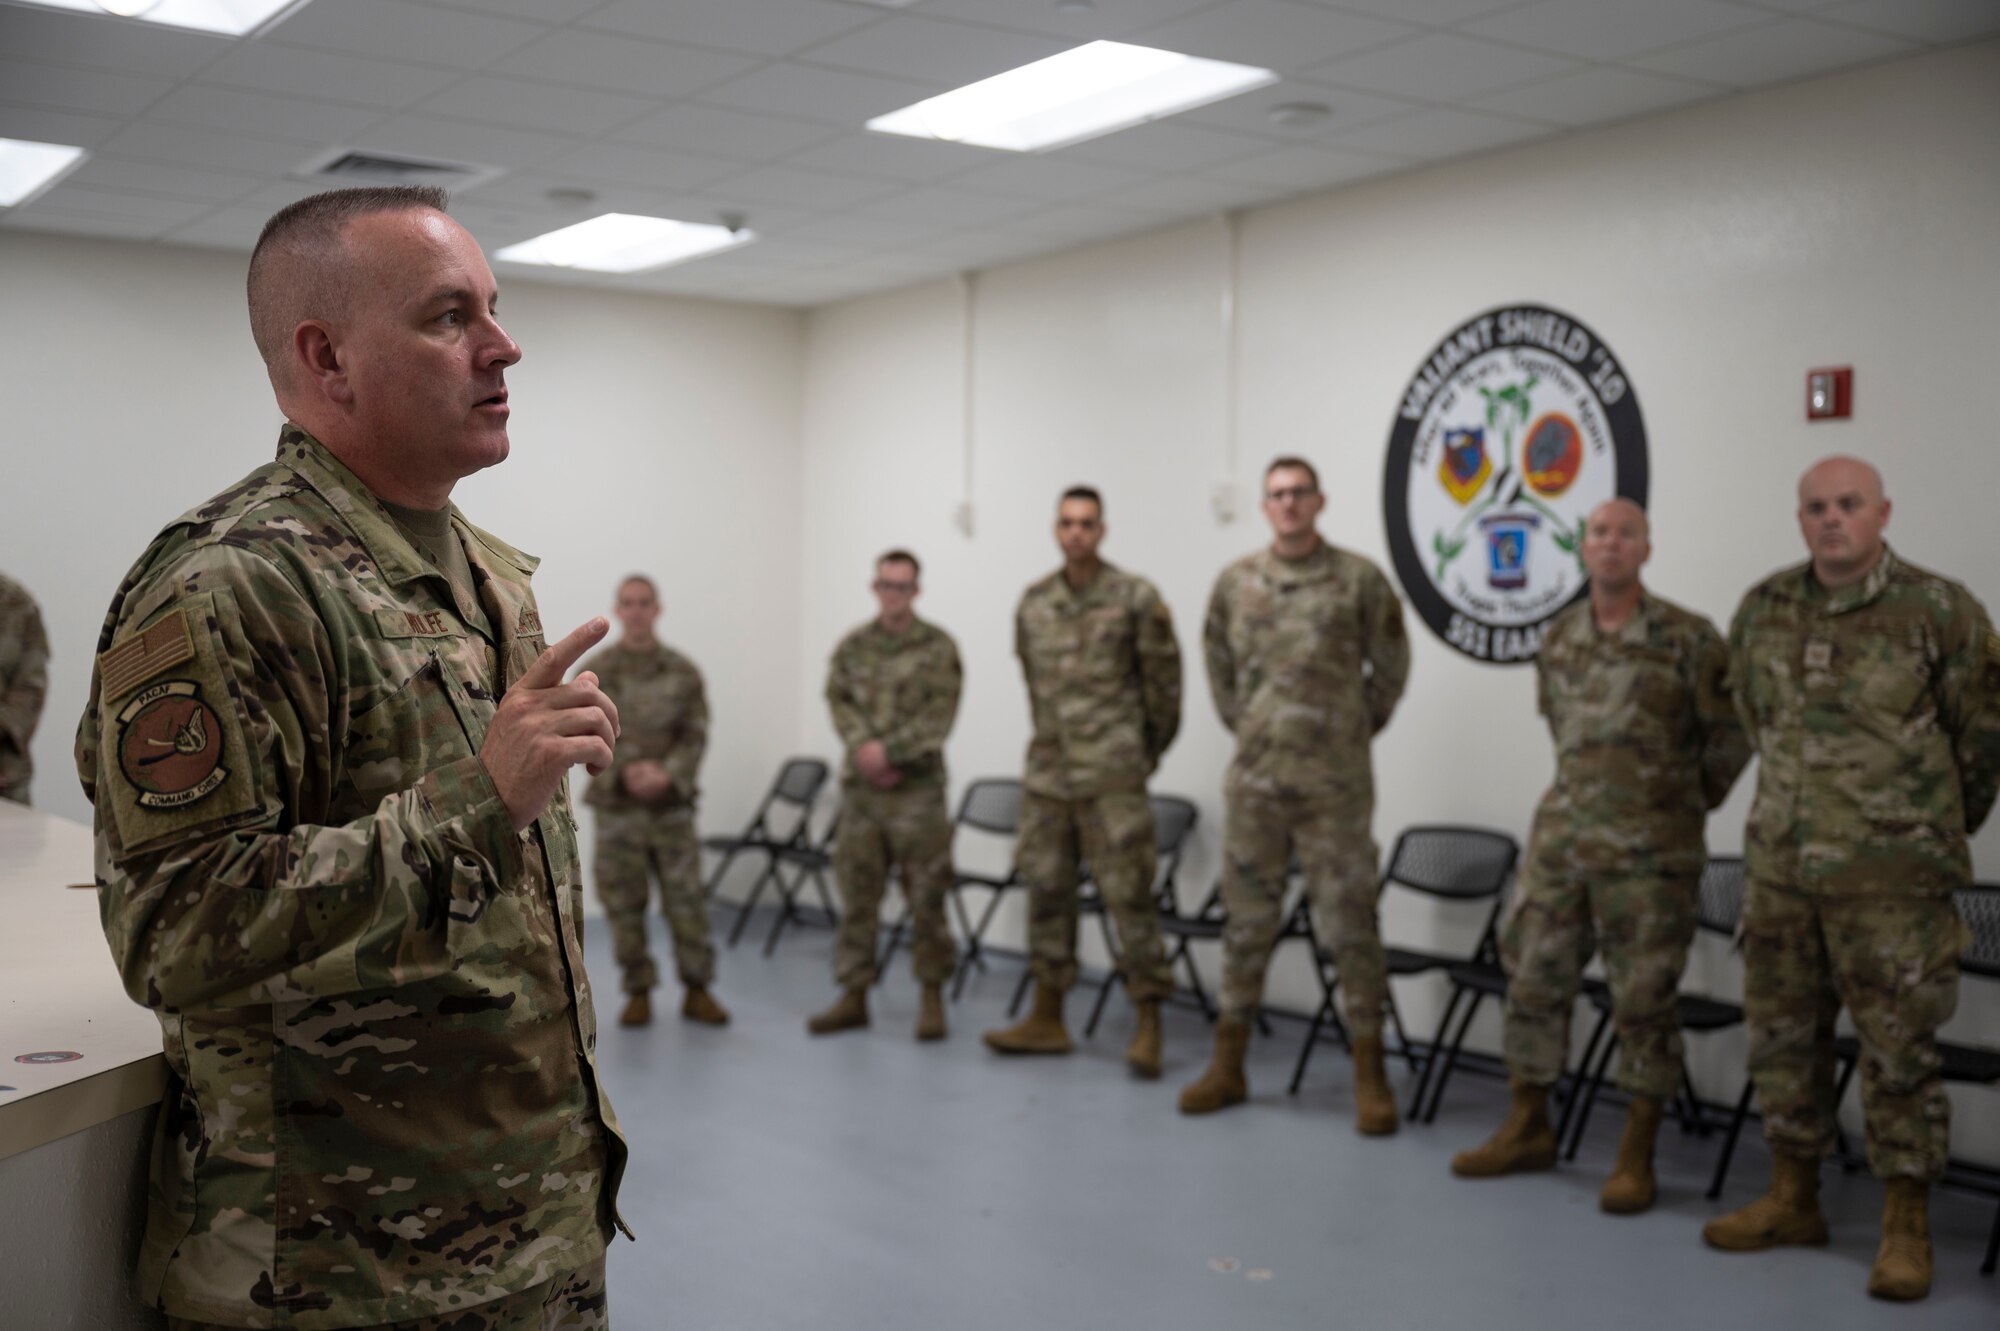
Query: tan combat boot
1179 1017 1251 1115
1599 1095 1664 1214
982 983 1074 1055
1867 1178 1933 1302
617 991 652 1028
1451 1078 1558 1176
681 985 730 1026
806 987 870 1036
1701 1151 1830 1250
1352 1035 1399 1136
1125 999 1163 1079
914 984 948 1042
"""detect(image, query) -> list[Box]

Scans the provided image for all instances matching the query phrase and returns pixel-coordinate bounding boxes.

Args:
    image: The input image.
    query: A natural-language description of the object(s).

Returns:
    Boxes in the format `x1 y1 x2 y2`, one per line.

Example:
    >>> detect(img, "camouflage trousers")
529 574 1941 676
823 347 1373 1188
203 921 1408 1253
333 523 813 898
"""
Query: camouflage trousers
166 1256 608 1330
1018 787 1172 1002
1743 879 1967 1181
1499 859 1697 1099
833 780 957 989
1219 787 1385 1038
593 807 715 992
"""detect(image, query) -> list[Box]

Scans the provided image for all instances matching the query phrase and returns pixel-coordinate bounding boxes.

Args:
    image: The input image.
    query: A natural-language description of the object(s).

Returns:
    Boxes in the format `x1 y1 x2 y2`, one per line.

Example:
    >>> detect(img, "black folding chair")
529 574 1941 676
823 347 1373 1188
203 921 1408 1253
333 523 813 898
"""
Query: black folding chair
1291 825 1520 1098
758 811 842 957
1823 883 2000 1274
944 779 1028 999
701 757 830 947
1557 857 1747 1163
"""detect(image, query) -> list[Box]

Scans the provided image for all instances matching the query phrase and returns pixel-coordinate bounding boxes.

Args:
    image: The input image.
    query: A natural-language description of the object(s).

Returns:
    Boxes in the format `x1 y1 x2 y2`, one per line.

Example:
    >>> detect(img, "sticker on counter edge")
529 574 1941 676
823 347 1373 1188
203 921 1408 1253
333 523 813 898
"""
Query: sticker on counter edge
15 1051 83 1064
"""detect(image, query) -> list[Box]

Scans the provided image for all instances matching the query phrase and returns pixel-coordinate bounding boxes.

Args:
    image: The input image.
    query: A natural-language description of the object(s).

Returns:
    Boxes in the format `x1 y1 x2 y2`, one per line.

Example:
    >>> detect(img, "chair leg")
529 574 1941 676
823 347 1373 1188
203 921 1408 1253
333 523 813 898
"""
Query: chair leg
810 868 839 926
1083 968 1119 1037
1287 994 1334 1095
1407 986 1465 1122
1386 990 1421 1074
1830 1046 1863 1171
702 846 741 900
724 857 779 947
1422 990 1487 1125
1006 966 1033 1017
1562 1032 1617 1162
1705 1081 1756 1200
762 872 803 957
1678 1064 1708 1137
950 891 1006 1000
1556 1009 1613 1156
1983 1195 1999 1276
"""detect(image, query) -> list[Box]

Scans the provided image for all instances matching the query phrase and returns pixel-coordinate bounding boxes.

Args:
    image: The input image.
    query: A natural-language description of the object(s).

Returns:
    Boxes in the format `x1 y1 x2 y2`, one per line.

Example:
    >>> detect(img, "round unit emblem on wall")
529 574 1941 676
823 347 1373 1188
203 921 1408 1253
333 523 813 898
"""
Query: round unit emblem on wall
1383 304 1648 665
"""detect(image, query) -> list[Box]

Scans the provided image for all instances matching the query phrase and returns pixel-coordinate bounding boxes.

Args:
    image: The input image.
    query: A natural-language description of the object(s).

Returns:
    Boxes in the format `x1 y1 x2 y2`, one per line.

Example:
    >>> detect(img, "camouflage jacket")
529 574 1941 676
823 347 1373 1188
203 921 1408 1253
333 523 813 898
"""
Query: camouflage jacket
1203 542 1409 799
826 616 961 788
1530 592 1750 876
0 570 49 800
74 428 625 1329
578 639 706 813
1730 548 2000 897
1016 562 1181 799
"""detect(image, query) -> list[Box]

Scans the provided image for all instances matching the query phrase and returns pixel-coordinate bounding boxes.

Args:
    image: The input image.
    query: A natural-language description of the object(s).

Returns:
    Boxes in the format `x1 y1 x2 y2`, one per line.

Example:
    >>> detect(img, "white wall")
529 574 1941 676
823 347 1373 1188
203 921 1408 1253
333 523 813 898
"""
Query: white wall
0 232 808 863
799 42 2000 1158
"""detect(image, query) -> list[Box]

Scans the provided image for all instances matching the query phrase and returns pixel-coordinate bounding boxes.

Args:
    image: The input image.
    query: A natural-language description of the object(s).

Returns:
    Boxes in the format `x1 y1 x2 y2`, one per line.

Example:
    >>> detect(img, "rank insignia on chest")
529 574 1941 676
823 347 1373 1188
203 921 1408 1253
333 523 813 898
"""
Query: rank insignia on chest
1803 640 1833 671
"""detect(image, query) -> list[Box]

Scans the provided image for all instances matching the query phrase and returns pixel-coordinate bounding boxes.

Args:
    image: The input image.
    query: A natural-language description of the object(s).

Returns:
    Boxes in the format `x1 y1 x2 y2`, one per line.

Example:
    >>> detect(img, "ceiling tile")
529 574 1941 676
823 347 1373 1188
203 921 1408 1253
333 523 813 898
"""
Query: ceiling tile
701 163 900 210
778 131 993 183
1307 32 1581 101
1630 17 1916 86
950 155 1154 202
197 42 460 110
1131 1 1417 74
795 15 1069 86
607 104 839 161
0 6 228 79
64 153 265 203
1301 0 1529 24
2 207 176 240
1096 172 1293 214
1060 119 1275 171
768 210 954 250
580 0 884 58
0 103 127 149
915 0 1218 39
1204 142 1412 189
18 183 211 226
412 75 658 137
1817 0 2000 43
488 29 759 99
99 120 313 174
535 141 743 191
1176 76 1417 140
699 62 942 126
163 205 277 250
353 114 577 170
1469 67 1721 126
267 0 549 70
402 0 604 20
0 57 175 119
146 84 387 145
854 185 1040 228
1333 106 1554 158
1007 200 1168 241
1463 0 1767 62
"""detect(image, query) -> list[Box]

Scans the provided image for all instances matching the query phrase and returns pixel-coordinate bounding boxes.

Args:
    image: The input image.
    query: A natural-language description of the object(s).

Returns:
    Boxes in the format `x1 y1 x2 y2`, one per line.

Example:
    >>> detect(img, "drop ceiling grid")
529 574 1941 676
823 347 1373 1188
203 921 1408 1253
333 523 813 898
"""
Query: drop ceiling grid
0 0 1986 305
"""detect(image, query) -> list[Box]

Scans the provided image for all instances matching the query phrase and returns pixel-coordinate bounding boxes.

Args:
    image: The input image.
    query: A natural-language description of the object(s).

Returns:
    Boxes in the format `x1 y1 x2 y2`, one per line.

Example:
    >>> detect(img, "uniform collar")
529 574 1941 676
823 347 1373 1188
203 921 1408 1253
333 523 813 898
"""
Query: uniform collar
1809 545 1896 616
1051 560 1119 606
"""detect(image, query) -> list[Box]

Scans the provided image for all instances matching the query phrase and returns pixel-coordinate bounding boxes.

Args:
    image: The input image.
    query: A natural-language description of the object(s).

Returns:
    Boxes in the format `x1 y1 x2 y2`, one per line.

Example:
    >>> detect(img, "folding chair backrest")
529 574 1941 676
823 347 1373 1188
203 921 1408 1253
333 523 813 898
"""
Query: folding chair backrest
1382 825 1519 899
1955 883 2000 980
1697 857 1746 936
956 778 1023 835
773 758 830 808
1150 795 1198 857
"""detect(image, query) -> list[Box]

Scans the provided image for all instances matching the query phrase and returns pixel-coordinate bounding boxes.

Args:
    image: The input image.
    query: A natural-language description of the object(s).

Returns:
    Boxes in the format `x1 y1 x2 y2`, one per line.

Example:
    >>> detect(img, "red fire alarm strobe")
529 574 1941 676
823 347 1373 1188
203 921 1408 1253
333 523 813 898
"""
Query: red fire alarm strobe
1807 367 1853 420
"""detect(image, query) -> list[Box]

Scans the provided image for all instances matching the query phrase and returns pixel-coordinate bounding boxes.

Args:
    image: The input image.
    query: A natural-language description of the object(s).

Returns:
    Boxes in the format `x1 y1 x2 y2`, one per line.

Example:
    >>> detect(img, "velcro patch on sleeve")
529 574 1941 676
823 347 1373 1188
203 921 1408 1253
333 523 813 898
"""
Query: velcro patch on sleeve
98 609 194 702
101 593 261 854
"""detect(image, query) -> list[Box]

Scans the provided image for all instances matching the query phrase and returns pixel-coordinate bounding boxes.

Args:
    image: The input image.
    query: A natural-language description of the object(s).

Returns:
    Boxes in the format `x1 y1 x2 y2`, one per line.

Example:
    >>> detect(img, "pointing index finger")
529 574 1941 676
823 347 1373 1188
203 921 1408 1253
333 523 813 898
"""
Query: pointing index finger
522 617 609 689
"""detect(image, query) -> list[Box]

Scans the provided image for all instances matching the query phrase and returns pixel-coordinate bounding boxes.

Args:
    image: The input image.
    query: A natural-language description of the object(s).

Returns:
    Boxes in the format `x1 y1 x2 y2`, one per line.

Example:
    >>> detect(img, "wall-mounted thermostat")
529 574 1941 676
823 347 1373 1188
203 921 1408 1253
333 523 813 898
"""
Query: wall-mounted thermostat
1806 367 1852 420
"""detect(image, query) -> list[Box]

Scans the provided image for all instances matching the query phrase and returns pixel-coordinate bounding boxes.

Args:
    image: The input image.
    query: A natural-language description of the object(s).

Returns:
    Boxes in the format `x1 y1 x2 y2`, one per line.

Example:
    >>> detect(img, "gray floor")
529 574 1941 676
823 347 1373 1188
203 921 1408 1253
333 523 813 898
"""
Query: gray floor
589 916 1998 1331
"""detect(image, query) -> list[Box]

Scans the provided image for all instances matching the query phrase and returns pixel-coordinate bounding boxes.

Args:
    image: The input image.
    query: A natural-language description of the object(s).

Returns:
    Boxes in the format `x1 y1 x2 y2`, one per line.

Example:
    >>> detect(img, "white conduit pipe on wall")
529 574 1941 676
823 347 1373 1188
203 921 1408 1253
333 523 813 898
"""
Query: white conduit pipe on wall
956 268 977 538
1216 209 1241 526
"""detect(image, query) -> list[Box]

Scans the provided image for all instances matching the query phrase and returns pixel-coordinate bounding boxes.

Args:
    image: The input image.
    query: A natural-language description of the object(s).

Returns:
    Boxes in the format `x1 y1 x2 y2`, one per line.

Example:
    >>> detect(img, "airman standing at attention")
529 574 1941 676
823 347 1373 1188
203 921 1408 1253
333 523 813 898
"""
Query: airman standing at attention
1703 456 1998 1302
579 574 728 1029
1450 498 1748 1207
808 549 963 1041
984 486 1182 1078
1179 456 1411 1134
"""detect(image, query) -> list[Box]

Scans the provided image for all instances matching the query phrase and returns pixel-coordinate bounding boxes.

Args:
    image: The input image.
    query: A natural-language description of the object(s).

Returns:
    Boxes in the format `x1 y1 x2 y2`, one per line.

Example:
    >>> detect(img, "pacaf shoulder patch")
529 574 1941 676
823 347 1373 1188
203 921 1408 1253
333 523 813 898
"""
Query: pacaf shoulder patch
98 594 260 852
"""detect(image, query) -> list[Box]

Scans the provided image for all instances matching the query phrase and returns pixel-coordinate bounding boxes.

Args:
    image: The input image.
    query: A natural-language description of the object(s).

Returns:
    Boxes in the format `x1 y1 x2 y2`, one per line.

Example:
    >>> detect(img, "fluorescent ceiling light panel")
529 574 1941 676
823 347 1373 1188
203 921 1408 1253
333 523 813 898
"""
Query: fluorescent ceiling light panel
866 40 1278 153
7 0 302 37
495 214 754 274
0 137 86 207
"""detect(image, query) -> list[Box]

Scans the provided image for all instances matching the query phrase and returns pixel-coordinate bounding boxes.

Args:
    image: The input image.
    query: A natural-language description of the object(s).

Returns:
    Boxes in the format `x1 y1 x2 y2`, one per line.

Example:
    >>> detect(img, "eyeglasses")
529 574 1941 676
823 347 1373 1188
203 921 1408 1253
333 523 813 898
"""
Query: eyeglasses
872 580 917 594
1264 486 1319 504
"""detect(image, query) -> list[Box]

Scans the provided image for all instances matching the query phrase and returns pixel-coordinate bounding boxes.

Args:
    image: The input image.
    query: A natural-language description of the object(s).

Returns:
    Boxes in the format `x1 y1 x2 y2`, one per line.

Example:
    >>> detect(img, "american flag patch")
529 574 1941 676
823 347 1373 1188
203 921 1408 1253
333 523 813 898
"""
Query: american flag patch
100 609 194 701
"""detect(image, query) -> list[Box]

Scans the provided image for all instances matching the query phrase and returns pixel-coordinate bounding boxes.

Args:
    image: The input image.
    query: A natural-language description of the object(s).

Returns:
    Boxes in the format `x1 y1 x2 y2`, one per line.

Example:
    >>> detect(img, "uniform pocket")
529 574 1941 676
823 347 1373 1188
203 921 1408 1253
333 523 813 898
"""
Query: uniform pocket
343 653 482 808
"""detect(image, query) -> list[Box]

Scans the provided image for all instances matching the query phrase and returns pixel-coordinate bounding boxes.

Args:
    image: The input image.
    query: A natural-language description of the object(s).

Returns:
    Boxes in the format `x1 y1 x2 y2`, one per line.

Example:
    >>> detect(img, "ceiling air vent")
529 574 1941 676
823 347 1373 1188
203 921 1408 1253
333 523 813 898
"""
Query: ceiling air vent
291 147 504 193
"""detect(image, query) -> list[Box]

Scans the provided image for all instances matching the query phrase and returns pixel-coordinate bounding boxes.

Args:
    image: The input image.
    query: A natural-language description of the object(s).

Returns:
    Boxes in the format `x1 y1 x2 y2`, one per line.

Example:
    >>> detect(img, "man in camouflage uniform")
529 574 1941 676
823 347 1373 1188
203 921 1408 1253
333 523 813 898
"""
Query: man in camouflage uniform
75 187 625 1330
807 549 963 1041
578 574 726 1029
984 486 1182 1078
1179 457 1410 1133
1450 499 1748 1208
1703 456 1998 1302
0 570 49 805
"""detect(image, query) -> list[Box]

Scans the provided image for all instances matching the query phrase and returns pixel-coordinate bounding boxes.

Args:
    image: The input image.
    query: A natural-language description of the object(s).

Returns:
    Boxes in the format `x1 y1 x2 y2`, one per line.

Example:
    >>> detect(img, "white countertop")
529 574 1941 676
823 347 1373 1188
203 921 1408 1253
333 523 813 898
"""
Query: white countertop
0 801 166 1159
